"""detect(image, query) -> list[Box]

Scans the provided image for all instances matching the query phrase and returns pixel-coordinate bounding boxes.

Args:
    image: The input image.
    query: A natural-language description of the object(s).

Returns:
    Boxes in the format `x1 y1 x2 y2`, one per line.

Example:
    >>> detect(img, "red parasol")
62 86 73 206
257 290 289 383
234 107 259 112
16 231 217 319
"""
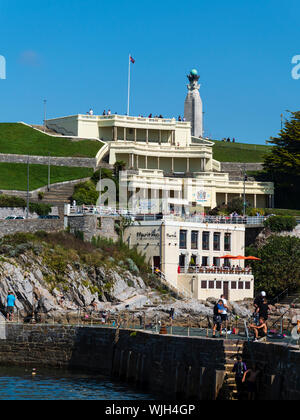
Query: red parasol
245 256 261 261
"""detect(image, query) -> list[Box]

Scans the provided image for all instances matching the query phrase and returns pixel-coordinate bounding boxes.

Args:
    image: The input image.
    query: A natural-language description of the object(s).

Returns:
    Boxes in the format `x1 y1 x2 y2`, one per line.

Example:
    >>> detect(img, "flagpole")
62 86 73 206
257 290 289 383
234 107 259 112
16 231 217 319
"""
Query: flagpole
127 54 131 116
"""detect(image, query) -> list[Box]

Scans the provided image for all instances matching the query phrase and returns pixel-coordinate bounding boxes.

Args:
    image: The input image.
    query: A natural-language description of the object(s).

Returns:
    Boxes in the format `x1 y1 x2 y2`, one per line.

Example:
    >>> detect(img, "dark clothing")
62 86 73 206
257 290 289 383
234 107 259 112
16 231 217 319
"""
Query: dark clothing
258 303 269 321
233 361 247 379
258 327 267 338
254 296 263 308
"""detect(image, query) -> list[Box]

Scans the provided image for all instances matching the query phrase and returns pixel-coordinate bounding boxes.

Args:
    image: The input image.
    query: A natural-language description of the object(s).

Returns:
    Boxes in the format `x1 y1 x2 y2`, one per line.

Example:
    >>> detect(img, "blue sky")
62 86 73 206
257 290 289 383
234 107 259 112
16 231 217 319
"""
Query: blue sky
0 0 299 144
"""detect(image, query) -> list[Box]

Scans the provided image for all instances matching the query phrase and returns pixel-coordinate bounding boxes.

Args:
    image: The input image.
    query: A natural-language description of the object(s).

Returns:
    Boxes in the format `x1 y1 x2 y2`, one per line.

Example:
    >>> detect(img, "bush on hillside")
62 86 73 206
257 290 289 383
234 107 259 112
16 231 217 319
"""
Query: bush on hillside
0 194 51 215
264 215 297 232
248 236 300 297
0 195 27 208
72 180 99 205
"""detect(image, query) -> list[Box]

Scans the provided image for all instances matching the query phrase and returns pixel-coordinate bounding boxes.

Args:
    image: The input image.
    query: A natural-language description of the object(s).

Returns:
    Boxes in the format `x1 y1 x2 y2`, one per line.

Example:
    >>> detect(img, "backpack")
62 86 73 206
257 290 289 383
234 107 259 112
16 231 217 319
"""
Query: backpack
235 362 245 378
213 304 219 316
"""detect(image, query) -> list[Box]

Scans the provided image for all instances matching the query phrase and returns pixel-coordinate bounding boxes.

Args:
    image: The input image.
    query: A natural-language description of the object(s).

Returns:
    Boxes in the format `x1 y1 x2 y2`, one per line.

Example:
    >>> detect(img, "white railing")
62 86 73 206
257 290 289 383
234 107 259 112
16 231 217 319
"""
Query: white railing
178 266 253 276
66 205 268 225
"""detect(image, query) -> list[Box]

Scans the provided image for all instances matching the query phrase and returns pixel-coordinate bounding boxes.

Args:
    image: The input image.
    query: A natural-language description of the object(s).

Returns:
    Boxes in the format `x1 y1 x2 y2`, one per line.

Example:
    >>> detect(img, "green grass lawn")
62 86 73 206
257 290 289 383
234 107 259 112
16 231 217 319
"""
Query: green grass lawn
0 123 102 157
0 163 93 191
212 140 272 163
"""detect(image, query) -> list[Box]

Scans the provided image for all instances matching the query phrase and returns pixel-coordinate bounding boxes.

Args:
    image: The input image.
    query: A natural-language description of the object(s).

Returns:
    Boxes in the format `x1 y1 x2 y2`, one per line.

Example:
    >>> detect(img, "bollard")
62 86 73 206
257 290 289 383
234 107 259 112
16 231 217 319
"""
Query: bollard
159 324 168 335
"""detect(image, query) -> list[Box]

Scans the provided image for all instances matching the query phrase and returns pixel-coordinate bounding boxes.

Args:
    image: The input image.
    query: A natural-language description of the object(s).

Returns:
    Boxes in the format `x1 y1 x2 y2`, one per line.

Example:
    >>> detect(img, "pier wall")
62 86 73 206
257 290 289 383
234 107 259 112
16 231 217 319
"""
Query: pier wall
0 324 226 399
0 324 299 400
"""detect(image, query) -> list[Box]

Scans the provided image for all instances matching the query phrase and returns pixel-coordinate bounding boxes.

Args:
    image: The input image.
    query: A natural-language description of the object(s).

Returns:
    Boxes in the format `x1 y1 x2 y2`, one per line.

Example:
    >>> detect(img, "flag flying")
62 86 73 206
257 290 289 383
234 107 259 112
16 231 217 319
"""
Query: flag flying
130 56 135 64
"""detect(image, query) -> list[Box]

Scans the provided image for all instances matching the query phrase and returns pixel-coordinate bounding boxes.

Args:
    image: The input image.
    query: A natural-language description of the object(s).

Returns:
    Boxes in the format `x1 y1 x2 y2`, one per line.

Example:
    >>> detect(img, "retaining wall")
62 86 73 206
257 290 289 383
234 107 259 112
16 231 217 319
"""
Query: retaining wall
0 218 63 237
0 153 97 168
0 324 299 400
221 162 264 173
0 324 226 400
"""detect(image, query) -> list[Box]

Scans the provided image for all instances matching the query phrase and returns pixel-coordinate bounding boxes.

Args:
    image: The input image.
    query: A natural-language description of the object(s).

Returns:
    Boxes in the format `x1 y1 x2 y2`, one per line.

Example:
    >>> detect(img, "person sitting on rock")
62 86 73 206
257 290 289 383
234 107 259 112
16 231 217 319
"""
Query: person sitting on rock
249 317 267 342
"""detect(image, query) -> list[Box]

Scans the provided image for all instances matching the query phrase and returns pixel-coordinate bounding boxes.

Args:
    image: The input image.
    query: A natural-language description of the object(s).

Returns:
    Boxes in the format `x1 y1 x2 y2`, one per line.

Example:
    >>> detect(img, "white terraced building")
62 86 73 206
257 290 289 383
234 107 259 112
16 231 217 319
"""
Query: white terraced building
123 219 254 301
46 112 274 212
46 70 274 213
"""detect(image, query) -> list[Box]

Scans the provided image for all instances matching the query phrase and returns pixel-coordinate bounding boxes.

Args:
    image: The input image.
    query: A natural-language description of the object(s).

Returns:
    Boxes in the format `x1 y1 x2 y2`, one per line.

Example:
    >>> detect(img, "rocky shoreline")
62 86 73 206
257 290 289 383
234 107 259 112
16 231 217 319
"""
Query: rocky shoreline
0 252 299 330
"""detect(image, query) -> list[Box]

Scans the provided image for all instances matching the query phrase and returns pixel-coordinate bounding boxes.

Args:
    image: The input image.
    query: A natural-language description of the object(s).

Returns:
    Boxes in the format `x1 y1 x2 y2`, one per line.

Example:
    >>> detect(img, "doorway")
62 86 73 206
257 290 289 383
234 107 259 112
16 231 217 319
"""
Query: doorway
153 256 161 270
223 282 229 300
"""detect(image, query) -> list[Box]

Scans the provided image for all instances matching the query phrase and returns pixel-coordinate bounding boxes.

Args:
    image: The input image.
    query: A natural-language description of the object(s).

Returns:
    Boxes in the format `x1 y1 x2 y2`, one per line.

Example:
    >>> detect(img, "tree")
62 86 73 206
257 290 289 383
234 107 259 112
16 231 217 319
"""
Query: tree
114 160 127 179
114 216 135 244
263 111 300 209
248 236 300 297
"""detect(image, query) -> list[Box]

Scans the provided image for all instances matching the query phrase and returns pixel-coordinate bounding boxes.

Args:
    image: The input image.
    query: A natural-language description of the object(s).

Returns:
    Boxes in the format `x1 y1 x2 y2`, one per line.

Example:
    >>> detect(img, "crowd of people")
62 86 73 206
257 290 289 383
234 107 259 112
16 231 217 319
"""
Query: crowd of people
212 290 272 400
212 291 270 341
85 110 188 122
222 137 236 143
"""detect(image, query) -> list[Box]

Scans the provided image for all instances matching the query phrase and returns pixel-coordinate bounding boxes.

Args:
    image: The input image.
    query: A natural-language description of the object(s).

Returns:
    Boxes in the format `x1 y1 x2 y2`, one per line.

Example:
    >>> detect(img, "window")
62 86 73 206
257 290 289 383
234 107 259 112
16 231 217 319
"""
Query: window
213 257 220 267
190 254 197 266
179 254 186 268
202 232 210 250
231 282 237 289
191 231 199 250
213 233 221 251
216 281 222 289
202 256 209 267
224 233 231 252
224 258 231 268
245 282 251 290
180 230 187 249
201 281 207 289
238 282 244 290
209 281 214 289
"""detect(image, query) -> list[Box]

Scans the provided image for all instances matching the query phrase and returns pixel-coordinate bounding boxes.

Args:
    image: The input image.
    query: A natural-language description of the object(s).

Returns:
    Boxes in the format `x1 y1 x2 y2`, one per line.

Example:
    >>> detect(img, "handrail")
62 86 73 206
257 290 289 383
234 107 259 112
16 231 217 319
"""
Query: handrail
179 266 252 276
270 287 290 305
269 296 300 331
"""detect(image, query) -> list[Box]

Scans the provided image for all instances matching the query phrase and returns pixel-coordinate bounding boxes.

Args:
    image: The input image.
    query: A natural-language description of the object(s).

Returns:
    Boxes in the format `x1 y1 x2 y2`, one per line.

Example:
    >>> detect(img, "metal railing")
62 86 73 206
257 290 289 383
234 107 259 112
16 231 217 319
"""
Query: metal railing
178 266 253 275
66 205 268 226
4 309 298 347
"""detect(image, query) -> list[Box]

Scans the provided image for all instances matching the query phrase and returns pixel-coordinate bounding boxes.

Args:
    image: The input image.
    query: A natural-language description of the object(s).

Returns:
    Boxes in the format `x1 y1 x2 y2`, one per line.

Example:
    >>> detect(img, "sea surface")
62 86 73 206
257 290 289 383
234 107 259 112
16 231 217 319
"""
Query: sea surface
0 367 156 400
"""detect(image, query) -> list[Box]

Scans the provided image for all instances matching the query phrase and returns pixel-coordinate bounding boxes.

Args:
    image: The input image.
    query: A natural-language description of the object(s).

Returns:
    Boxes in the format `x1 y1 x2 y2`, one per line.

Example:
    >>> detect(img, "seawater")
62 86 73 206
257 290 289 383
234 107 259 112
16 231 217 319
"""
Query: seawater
0 367 156 400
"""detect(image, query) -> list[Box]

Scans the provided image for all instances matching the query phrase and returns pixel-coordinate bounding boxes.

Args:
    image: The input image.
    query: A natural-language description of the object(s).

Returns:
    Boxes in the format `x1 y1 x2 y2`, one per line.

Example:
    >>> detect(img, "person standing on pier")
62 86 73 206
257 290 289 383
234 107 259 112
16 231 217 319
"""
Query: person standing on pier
212 299 225 338
6 291 16 322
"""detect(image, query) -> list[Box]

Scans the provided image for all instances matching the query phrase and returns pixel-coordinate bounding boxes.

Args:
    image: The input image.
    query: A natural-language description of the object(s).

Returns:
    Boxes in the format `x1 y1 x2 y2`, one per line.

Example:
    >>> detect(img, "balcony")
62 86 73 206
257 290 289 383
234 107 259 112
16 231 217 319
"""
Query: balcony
178 266 253 276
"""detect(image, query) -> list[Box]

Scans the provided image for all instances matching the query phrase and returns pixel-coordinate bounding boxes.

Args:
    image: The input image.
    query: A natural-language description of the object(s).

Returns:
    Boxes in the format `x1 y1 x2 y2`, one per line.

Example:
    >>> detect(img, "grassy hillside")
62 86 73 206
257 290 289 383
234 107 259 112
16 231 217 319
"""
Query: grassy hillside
212 140 272 163
0 123 102 157
0 163 93 191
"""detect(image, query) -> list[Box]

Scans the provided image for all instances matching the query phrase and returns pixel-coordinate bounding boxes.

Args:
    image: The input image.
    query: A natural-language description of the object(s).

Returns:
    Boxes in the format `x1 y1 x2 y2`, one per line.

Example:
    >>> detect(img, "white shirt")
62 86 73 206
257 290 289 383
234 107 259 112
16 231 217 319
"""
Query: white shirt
222 298 228 314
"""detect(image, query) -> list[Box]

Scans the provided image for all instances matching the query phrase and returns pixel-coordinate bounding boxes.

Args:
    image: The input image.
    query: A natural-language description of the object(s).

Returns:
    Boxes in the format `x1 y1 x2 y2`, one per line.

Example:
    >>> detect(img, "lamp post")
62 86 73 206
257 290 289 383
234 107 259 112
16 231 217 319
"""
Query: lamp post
48 153 51 192
43 99 47 132
243 164 247 217
26 156 30 219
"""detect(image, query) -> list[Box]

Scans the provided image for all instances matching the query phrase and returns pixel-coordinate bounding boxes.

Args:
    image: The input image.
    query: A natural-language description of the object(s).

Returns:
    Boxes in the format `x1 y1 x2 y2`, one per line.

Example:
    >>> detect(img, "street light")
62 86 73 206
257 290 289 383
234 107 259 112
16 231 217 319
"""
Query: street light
43 99 47 132
26 156 30 219
243 164 248 217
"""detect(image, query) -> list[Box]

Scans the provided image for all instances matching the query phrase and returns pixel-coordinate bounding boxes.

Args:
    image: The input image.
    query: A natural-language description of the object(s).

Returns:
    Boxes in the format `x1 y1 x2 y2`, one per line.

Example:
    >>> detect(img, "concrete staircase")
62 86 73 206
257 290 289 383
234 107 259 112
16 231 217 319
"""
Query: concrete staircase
39 183 75 206
221 340 244 400
31 124 64 136
280 289 300 306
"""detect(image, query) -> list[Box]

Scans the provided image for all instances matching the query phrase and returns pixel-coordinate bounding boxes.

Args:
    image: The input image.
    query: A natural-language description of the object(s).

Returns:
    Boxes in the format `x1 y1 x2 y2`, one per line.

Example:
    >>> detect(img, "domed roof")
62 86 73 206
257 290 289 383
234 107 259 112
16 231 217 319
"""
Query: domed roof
190 69 198 76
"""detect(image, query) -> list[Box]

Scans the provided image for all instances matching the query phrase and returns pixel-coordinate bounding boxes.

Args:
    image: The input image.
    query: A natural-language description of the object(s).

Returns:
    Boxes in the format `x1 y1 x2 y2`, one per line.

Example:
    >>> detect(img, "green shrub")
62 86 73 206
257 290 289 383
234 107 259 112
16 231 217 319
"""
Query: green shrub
0 195 26 208
0 195 51 215
249 235 300 297
29 202 51 216
264 215 297 232
72 180 99 205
